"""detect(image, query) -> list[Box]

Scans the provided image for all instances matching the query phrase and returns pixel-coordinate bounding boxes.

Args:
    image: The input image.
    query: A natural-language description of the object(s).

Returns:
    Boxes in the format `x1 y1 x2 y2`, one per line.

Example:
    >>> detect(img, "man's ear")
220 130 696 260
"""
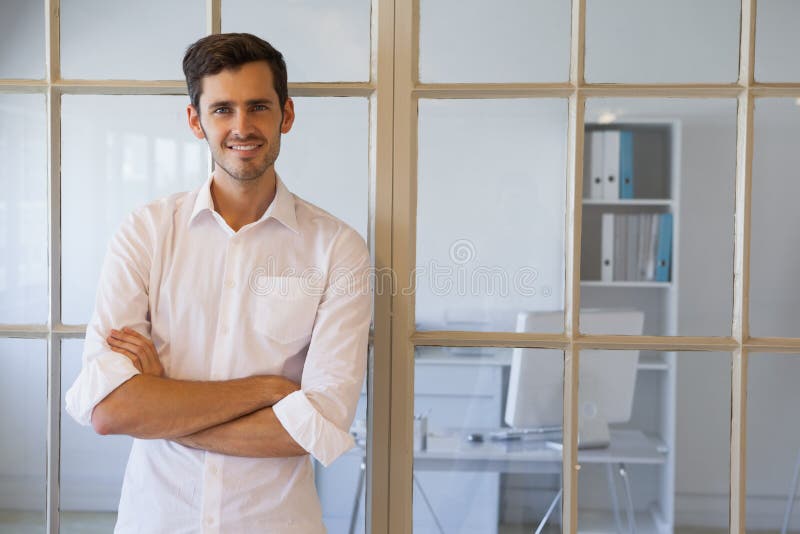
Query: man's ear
187 104 205 140
280 97 295 134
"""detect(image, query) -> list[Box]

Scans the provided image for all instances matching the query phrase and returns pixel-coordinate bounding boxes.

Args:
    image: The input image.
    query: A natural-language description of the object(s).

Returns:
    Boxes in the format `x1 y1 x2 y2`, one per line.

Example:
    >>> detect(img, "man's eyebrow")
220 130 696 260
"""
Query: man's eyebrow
206 100 232 110
206 99 275 110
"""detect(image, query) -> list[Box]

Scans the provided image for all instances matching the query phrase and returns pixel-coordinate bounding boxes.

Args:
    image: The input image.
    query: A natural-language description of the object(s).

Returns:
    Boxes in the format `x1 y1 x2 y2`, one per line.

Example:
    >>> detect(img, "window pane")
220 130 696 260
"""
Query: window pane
316 347 369 532
222 0 370 82
581 99 737 337
416 99 568 333
0 94 48 325
278 97 369 240
61 95 208 324
0 338 47 532
60 0 204 80
0 0 45 79
577 350 729 532
750 98 800 337
747 353 800 532
585 0 740 83
60 339 129 533
755 0 800 82
419 0 570 83
412 346 562 533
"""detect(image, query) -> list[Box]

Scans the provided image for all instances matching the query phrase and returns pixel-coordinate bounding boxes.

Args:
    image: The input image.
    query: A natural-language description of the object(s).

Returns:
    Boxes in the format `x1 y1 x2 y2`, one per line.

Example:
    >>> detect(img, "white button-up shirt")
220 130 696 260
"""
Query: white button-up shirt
65 175 371 534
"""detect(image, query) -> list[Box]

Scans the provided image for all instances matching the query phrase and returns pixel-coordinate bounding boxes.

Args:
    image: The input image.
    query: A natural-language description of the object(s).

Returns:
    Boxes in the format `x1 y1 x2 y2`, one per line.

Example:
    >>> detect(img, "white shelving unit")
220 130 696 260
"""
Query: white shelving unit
580 119 681 534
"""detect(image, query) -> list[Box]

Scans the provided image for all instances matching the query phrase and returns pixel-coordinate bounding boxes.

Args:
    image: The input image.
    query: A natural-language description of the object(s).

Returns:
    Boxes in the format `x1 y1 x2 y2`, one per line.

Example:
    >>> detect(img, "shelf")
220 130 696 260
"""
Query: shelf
581 281 672 288
583 198 673 207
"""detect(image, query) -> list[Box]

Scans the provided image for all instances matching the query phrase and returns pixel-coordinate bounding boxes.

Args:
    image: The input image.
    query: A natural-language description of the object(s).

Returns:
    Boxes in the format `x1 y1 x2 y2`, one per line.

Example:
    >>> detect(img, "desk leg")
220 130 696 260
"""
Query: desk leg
413 474 446 534
348 458 366 534
606 463 624 534
782 448 800 534
618 463 637 534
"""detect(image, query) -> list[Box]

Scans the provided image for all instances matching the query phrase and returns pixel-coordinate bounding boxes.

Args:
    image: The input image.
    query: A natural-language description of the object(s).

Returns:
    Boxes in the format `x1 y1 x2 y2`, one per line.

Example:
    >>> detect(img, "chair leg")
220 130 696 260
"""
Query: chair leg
606 463 624 534
618 463 637 534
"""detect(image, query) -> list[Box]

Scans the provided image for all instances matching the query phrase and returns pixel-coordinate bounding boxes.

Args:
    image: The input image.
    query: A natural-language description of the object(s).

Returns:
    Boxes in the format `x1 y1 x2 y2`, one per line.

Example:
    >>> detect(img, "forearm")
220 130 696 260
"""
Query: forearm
91 374 296 439
173 407 307 458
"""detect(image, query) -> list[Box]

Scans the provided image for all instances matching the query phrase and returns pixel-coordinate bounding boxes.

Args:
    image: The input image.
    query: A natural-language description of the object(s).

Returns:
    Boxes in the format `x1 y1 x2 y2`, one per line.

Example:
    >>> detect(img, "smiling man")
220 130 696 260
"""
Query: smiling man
65 33 371 534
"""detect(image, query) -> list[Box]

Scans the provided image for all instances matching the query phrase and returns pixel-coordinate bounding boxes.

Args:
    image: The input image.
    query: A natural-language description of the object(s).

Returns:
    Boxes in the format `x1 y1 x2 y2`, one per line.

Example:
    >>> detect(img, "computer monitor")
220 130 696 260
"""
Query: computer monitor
504 309 645 448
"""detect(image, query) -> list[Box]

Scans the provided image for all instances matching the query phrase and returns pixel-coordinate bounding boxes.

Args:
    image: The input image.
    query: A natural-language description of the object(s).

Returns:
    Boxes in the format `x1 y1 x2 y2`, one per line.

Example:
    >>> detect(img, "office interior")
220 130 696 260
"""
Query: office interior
1 1 799 533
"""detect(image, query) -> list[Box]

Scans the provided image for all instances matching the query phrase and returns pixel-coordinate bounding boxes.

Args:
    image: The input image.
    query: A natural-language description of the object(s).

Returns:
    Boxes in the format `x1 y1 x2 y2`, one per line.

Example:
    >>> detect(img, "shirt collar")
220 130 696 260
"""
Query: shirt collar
189 173 299 234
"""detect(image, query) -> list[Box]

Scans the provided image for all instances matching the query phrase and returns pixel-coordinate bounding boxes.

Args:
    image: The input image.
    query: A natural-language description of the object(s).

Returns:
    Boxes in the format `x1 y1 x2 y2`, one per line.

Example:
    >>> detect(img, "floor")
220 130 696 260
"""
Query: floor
0 510 786 534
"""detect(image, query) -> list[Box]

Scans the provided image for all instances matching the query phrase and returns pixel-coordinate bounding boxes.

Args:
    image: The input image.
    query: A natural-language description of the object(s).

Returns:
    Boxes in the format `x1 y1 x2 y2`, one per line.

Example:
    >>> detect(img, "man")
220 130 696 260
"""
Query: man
65 33 371 534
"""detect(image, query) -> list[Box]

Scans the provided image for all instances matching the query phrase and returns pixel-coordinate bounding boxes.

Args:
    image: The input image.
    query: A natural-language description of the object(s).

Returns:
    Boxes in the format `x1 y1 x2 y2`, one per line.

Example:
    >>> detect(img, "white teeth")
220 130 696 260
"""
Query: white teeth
230 145 258 150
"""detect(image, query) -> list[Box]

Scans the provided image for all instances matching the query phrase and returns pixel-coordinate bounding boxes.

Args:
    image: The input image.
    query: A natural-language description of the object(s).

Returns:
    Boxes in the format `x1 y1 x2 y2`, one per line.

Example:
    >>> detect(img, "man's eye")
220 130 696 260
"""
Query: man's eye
253 104 268 111
213 107 230 114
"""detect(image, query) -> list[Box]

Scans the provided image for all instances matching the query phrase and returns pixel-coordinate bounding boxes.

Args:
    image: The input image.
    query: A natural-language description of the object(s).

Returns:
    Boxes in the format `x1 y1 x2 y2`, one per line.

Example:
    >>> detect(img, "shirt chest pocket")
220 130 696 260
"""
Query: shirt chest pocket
250 277 321 345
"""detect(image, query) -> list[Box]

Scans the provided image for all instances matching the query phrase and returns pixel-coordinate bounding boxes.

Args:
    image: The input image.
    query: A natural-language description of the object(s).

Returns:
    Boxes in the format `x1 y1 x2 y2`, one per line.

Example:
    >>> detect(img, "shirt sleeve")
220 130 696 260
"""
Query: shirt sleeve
65 209 155 427
273 226 372 467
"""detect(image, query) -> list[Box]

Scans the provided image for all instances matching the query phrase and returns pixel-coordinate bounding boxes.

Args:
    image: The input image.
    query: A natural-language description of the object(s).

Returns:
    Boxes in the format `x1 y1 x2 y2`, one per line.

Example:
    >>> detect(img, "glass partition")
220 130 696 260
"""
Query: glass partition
60 339 130 533
580 98 737 337
222 0 371 82
585 0 740 83
0 0 45 79
0 339 47 532
415 98 568 333
0 94 48 325
755 0 800 82
750 98 800 338
412 346 564 534
60 0 204 80
747 353 800 533
419 0 570 83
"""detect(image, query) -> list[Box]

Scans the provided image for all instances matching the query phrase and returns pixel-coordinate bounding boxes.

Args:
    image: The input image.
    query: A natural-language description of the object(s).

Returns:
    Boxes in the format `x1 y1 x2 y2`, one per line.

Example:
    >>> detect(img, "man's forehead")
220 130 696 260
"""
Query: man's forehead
198 61 278 104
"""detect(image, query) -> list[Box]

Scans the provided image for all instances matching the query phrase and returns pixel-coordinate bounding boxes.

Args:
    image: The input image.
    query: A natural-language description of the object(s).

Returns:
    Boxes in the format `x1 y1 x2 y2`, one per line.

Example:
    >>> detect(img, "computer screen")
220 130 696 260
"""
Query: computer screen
504 309 645 434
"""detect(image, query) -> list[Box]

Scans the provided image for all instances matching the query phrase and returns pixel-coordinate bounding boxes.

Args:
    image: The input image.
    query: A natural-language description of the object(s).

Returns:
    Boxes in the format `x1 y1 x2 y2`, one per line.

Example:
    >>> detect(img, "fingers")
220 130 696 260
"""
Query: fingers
106 327 164 377
107 344 143 373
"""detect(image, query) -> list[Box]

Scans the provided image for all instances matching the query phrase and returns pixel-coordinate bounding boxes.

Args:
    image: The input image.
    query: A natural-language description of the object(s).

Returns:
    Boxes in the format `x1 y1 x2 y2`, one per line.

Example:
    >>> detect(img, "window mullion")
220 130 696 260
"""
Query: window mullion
206 0 221 35
731 0 757 530
563 0 586 530
44 0 61 531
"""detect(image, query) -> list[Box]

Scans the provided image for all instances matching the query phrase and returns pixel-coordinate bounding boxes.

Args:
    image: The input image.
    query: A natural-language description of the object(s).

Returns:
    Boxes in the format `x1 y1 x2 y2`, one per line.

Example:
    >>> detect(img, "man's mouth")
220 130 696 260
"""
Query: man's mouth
228 143 262 151
226 141 264 158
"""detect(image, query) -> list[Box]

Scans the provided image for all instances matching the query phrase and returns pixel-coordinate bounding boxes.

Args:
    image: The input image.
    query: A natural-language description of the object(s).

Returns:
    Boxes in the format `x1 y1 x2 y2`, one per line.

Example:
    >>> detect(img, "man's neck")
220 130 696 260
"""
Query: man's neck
210 171 277 233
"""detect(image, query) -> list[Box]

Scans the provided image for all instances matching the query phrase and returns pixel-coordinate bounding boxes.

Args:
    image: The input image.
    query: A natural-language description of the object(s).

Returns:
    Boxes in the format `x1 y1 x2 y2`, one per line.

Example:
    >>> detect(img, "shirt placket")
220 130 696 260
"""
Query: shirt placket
201 234 241 533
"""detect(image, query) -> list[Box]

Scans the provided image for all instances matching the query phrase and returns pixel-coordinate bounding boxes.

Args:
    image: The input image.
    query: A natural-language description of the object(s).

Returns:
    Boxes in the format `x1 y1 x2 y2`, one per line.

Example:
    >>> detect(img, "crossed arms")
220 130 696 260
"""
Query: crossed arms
66 208 371 465
91 328 307 458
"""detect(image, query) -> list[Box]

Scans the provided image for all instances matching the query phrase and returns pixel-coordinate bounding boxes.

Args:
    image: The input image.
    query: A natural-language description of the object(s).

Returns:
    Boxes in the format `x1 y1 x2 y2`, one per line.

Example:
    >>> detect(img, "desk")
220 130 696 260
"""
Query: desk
348 429 667 534
416 429 667 473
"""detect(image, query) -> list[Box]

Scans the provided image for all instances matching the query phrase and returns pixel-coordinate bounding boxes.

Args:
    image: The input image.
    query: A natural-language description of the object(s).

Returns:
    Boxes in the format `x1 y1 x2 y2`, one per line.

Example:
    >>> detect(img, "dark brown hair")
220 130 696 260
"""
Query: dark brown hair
182 33 288 112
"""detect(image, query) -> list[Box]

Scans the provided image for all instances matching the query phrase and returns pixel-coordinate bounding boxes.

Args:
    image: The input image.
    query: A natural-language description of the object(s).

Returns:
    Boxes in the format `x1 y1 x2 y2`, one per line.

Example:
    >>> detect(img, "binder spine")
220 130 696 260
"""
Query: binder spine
602 131 620 201
589 131 604 199
619 130 634 199
601 213 614 282
655 213 673 282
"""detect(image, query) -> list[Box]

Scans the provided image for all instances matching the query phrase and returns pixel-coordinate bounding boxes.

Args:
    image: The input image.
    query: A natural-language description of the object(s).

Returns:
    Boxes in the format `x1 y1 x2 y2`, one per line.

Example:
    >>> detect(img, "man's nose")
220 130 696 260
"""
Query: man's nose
232 110 255 137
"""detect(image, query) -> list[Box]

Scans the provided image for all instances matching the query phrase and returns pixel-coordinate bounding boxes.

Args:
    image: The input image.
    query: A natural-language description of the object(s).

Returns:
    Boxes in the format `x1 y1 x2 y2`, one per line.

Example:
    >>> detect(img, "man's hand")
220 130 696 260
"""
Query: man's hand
107 327 164 377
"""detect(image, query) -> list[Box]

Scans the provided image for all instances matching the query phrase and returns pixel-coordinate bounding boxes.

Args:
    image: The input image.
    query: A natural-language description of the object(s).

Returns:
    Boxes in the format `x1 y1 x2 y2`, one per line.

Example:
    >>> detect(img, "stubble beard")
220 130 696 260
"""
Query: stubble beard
201 121 282 183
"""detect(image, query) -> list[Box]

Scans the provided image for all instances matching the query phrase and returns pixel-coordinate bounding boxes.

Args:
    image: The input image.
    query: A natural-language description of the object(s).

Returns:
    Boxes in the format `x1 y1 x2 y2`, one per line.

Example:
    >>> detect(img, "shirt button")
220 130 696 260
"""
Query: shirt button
224 279 236 289
205 516 215 526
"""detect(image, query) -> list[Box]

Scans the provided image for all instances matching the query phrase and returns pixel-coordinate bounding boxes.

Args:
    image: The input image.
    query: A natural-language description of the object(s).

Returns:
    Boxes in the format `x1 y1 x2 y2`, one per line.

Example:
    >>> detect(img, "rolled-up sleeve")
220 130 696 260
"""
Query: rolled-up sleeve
65 209 154 427
273 226 371 467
